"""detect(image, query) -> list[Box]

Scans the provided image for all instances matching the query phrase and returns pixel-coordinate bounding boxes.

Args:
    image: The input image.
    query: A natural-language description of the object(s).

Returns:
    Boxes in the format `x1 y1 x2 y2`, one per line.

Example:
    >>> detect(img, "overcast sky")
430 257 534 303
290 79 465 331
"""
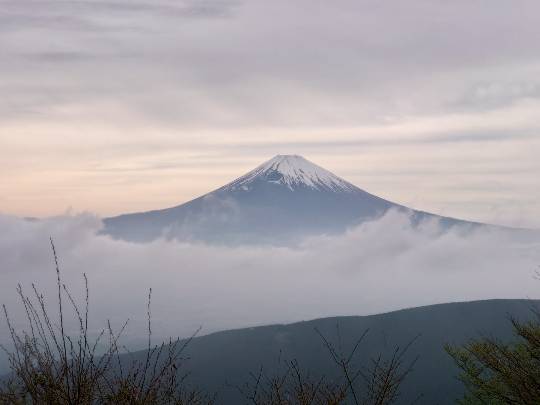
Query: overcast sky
1 0 539 227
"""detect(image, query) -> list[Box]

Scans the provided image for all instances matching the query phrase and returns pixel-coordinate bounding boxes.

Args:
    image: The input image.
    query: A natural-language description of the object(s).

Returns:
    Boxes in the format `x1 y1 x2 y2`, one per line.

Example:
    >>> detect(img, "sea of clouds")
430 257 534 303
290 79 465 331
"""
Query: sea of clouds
1 211 539 372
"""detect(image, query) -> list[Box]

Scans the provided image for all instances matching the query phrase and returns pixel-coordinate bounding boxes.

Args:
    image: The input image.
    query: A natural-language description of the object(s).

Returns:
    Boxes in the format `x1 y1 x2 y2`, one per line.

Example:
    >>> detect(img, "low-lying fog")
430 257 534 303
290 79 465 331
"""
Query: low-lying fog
1 211 539 372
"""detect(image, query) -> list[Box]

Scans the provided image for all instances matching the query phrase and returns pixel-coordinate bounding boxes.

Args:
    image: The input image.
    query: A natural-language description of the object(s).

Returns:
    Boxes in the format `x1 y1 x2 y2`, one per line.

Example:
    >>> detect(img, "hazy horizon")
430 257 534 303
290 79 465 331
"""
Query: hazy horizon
2 151 540 230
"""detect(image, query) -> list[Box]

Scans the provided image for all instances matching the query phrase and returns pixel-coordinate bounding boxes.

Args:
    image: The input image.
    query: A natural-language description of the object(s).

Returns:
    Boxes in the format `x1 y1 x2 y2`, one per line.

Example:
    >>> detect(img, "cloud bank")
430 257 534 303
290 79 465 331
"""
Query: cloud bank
1 211 539 373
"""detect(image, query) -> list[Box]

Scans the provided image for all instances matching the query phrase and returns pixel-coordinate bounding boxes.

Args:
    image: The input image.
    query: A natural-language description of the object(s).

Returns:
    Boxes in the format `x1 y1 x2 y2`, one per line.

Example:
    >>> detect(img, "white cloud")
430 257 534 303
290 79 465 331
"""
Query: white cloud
1 211 539 373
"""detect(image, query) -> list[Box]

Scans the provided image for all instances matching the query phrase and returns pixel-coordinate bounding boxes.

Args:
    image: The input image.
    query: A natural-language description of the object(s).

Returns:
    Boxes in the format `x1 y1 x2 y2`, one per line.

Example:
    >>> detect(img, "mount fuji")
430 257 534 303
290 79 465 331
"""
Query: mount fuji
103 155 482 244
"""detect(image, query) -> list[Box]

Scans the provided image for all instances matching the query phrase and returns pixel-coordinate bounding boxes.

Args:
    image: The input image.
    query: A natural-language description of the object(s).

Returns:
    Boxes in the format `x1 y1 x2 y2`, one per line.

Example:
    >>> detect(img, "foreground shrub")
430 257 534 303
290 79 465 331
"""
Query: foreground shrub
0 239 211 405
446 312 540 404
235 327 419 405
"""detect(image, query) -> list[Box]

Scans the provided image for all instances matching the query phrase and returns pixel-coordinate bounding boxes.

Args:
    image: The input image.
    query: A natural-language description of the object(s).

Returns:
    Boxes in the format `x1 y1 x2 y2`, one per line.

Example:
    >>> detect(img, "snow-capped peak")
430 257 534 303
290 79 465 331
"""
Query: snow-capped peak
222 155 358 192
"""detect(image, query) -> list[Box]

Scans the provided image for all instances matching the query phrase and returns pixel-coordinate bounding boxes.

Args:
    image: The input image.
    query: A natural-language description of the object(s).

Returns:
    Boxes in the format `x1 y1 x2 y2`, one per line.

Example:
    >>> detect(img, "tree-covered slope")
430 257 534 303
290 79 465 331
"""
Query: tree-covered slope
145 299 539 404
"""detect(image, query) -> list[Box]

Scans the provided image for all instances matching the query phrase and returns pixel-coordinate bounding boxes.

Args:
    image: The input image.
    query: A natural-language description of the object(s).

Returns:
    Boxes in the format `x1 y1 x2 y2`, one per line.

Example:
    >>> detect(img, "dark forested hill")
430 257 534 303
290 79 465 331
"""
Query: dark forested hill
128 299 539 404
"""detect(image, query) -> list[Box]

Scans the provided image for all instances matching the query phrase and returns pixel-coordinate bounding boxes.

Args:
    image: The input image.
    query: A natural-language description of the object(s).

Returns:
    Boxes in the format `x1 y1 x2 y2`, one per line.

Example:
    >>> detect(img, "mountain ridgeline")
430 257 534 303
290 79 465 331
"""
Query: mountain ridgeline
103 155 484 244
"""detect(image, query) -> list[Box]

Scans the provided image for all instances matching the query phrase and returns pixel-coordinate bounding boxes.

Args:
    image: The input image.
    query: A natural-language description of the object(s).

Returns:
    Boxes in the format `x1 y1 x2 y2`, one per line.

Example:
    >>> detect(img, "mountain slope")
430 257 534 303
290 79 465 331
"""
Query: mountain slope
128 299 539 404
102 155 481 244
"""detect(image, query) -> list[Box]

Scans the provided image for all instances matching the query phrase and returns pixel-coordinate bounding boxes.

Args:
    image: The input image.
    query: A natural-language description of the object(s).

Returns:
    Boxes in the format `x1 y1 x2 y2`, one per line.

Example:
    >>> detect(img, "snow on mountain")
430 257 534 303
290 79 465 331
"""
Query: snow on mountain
102 154 483 245
221 155 357 193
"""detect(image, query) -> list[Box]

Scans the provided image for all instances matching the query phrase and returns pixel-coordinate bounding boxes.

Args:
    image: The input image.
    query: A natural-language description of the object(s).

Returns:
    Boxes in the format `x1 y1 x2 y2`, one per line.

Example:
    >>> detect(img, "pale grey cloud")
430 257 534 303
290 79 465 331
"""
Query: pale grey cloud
0 212 539 373
1 0 539 126
0 0 539 224
453 81 540 111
